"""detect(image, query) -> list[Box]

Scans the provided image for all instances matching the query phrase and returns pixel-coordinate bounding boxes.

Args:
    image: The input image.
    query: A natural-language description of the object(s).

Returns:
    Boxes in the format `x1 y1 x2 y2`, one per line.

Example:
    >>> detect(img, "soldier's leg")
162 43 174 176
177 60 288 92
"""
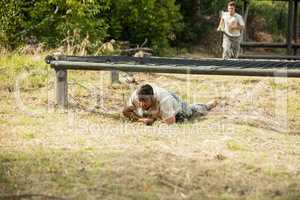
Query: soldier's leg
232 37 242 58
190 104 209 119
222 34 233 59
190 100 217 119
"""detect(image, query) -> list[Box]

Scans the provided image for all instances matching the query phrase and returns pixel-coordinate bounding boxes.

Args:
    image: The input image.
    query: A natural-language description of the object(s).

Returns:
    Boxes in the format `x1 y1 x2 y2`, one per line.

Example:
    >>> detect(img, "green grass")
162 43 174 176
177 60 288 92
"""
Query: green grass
22 132 35 140
226 139 249 151
0 52 48 90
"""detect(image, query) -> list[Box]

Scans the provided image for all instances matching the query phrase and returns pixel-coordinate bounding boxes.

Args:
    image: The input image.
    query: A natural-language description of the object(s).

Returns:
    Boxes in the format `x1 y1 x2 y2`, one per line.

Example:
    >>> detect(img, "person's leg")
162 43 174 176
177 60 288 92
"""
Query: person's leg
191 103 209 116
175 112 187 123
222 34 233 59
190 100 217 119
232 37 241 58
169 92 193 116
169 92 217 122
206 99 218 110
223 49 230 59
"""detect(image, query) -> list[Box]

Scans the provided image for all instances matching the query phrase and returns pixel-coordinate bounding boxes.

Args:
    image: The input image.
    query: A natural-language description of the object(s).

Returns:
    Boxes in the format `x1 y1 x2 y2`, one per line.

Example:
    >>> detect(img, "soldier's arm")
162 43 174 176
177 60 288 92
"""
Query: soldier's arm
122 106 156 125
236 16 245 31
164 116 176 125
122 106 140 121
217 18 225 31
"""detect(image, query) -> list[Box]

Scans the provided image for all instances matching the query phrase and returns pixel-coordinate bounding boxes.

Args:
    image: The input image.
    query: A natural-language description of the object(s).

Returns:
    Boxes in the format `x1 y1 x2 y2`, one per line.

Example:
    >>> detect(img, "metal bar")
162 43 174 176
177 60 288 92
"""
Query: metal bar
111 70 120 84
57 56 300 66
239 54 300 60
121 47 153 53
241 42 287 48
56 55 141 63
55 69 68 108
50 55 300 67
242 0 247 54
293 0 298 55
241 43 300 49
294 0 298 45
268 0 298 1
50 61 300 77
54 55 220 66
288 0 294 55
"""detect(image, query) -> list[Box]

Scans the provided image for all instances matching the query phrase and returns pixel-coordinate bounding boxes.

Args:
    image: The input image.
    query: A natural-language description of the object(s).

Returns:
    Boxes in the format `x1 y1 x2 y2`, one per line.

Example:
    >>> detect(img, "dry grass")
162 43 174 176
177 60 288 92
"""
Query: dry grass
0 53 300 200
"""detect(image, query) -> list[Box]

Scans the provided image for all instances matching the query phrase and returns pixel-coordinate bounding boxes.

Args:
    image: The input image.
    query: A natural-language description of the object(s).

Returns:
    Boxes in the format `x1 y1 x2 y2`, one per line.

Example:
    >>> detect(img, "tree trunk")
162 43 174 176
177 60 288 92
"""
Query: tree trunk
191 0 201 23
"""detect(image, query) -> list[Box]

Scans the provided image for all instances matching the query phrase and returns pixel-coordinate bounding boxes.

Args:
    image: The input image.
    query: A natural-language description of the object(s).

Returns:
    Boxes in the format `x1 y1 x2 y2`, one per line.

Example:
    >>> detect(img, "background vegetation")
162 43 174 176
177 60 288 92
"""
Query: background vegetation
0 0 292 55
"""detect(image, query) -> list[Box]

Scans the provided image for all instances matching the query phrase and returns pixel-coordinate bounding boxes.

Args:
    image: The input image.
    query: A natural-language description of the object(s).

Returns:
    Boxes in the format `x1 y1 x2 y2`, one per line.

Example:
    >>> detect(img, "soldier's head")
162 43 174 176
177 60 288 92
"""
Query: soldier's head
227 1 236 15
137 84 154 110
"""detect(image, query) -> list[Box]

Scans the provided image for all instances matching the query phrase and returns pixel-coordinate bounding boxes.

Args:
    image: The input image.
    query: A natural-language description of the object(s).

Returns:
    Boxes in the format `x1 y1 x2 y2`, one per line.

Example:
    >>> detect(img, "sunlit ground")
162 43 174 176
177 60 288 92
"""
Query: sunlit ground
0 54 300 200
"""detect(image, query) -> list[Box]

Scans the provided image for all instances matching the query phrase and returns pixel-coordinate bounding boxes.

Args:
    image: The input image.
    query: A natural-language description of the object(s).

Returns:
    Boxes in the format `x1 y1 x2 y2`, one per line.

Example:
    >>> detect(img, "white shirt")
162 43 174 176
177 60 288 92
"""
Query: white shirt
128 84 182 120
222 12 245 37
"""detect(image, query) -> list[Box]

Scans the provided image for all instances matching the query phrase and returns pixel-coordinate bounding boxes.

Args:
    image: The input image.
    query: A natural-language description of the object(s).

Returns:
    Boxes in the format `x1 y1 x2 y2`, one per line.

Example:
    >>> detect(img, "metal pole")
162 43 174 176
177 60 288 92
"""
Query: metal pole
294 0 298 55
55 69 68 108
242 0 250 54
239 54 300 60
241 42 287 48
242 0 246 54
50 61 300 78
287 0 294 55
111 70 119 84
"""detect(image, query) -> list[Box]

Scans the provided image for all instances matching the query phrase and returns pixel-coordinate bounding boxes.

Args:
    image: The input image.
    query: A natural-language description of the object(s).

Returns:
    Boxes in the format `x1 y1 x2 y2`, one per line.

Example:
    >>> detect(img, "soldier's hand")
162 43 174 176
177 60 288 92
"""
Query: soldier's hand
139 118 155 126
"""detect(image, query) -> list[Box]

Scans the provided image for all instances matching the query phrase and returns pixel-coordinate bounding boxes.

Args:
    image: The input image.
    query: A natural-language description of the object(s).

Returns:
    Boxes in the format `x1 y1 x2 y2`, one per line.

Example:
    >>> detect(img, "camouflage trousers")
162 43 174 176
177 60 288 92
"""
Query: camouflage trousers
170 92 208 123
222 34 242 59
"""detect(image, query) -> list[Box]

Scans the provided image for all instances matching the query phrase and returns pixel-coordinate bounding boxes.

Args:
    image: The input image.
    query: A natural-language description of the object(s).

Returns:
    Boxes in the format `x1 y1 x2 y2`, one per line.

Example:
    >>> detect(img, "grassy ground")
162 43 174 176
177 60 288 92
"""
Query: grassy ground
1 53 300 200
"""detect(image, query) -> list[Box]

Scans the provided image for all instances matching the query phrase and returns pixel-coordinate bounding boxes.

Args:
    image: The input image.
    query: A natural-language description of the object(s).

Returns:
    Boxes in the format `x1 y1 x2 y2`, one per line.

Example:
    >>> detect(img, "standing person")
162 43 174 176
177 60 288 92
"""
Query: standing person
122 84 217 125
217 1 245 59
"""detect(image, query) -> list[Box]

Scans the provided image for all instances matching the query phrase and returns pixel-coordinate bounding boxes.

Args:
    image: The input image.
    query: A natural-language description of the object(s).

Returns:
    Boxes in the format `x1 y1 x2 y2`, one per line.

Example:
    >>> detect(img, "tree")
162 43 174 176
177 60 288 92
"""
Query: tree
109 0 183 52
0 0 111 51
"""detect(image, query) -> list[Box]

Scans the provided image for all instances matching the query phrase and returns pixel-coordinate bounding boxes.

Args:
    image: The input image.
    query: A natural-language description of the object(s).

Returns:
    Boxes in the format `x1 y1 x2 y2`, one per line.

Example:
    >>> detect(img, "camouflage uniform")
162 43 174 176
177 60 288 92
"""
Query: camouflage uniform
170 93 209 123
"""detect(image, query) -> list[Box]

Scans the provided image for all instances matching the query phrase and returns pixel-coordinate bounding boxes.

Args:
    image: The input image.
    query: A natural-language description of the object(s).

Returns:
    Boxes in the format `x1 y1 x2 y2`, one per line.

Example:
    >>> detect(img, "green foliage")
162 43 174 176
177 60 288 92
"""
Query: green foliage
176 0 224 44
0 0 182 54
0 0 292 53
249 1 288 36
176 0 244 44
0 52 48 90
52 0 110 50
0 0 26 48
0 0 111 51
110 0 183 52
201 0 244 15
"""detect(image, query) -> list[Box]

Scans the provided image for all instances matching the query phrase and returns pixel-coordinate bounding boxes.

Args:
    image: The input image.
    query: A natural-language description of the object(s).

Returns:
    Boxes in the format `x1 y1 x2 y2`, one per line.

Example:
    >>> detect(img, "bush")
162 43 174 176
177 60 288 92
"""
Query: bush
0 0 111 52
247 1 288 41
0 0 182 54
176 0 229 45
0 0 26 49
109 0 183 53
